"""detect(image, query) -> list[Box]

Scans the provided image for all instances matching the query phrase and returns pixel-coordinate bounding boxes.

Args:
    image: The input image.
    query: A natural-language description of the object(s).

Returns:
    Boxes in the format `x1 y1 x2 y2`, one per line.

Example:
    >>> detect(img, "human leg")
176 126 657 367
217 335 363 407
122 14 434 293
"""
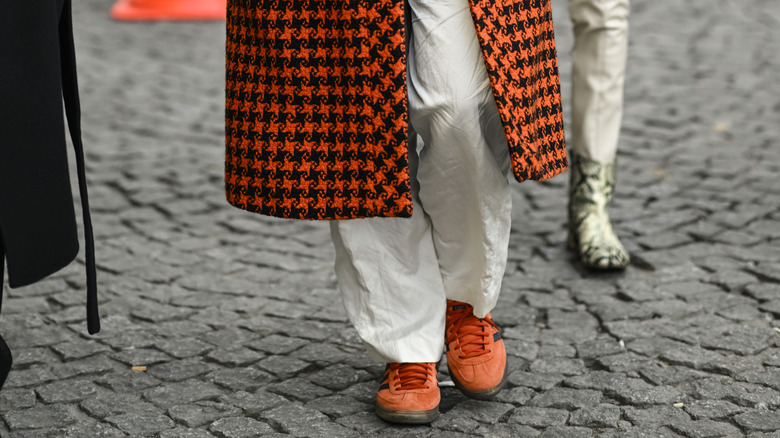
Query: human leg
568 0 631 268
407 0 510 398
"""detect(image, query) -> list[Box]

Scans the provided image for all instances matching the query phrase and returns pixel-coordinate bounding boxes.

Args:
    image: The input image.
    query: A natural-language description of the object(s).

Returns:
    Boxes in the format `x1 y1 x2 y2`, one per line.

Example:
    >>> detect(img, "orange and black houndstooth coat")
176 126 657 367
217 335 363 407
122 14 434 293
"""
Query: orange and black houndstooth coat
225 0 567 220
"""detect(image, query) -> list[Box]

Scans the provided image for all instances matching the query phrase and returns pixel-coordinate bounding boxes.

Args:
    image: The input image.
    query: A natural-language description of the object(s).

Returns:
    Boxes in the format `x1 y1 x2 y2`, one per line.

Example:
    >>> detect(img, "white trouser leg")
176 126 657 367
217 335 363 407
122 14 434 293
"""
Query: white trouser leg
330 0 512 363
569 0 630 162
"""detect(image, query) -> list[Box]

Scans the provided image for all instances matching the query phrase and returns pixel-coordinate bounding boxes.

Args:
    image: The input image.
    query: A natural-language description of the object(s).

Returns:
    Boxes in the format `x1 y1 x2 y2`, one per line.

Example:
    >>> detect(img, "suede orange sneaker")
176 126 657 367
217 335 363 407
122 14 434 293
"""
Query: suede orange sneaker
375 362 440 424
445 300 507 399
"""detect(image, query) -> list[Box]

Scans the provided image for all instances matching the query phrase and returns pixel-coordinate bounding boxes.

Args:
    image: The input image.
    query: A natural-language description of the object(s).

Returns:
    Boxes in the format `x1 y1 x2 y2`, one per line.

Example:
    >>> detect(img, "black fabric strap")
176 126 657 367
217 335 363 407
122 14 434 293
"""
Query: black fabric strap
58 0 99 335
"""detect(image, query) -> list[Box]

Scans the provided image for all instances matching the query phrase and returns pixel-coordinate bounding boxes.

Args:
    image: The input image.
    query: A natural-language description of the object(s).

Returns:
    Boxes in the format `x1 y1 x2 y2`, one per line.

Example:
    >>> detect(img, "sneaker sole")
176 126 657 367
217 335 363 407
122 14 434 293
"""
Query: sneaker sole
375 405 439 424
448 364 508 400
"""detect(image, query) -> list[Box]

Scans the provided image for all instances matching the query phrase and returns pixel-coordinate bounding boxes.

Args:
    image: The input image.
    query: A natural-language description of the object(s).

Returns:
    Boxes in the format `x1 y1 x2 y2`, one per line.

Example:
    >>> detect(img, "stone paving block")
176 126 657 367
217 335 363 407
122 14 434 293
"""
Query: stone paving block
266 377 333 402
523 291 578 310
739 369 780 391
35 379 99 403
52 355 117 380
639 364 707 386
11 348 52 368
612 383 684 406
38 422 128 438
494 386 537 406
623 405 691 427
205 367 275 392
541 327 599 345
604 319 663 341
597 352 656 373
112 348 173 367
3 405 77 431
659 345 725 369
538 426 593 438
563 371 628 392
759 300 780 317
537 343 577 358
160 427 217 438
97 330 162 350
3 366 57 389
0 388 36 411
530 358 585 376
568 403 621 428
106 411 176 437
150 321 214 339
148 358 217 382
168 402 242 428
156 338 214 359
628 337 693 358
51 339 112 361
446 400 515 425
706 355 766 377
205 347 264 367
576 338 626 360
257 355 313 379
737 387 780 410
97 370 162 393
335 411 390 435
684 377 748 402
505 339 541 361
716 304 766 323
508 407 569 427
304 395 372 418
339 381 377 405
199 327 256 347
80 392 158 419
669 420 744 438
508 371 565 391
307 364 373 391
598 427 687 438
144 380 225 408
275 319 345 343
481 423 542 437
259 403 333 436
3 297 51 315
746 284 780 302
218 390 290 417
530 387 601 410
762 349 780 367
246 334 309 355
683 399 744 420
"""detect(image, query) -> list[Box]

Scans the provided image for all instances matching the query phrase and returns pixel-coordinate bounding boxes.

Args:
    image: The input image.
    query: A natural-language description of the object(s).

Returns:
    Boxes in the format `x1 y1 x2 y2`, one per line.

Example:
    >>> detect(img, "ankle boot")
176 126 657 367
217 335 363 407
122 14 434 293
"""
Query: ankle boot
568 152 630 269
0 334 11 391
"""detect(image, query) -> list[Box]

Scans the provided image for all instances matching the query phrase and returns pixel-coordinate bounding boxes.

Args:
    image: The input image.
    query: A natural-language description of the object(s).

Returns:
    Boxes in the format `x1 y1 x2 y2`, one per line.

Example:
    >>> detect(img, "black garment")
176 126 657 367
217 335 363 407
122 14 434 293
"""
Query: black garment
0 0 99 334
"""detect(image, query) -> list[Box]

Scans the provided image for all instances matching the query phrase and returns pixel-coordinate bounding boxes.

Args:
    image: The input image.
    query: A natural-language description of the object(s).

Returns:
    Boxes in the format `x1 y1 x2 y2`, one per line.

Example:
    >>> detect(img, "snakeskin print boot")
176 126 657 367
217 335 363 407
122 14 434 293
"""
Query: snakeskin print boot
568 152 630 269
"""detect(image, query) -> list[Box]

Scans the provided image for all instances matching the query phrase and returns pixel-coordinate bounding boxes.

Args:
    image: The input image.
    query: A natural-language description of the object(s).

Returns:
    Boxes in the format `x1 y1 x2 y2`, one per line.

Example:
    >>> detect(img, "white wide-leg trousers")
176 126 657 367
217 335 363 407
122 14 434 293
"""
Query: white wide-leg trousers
330 0 512 363
569 0 630 162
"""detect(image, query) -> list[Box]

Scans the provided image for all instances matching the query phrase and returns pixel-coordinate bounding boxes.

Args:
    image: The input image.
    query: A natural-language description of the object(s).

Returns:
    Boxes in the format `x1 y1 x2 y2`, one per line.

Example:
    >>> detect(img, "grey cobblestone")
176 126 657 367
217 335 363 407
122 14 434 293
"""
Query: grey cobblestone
209 417 275 438
106 411 176 436
1 0 779 435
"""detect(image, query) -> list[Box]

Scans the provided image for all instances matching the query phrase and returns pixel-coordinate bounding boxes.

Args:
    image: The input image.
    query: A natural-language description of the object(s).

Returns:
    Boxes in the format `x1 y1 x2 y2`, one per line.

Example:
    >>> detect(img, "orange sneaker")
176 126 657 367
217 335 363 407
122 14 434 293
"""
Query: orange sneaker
375 362 440 424
445 300 507 399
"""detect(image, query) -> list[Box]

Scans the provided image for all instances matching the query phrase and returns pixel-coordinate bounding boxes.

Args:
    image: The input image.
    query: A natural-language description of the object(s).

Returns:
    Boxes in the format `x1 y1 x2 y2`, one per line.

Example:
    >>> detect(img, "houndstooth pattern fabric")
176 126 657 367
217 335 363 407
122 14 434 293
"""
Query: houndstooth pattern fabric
470 0 567 182
225 0 565 220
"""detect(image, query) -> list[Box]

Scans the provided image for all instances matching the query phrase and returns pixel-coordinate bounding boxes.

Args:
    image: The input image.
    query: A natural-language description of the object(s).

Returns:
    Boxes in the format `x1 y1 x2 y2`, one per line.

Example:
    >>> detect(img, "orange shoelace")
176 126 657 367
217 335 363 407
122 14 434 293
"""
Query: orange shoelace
446 303 499 360
386 363 435 390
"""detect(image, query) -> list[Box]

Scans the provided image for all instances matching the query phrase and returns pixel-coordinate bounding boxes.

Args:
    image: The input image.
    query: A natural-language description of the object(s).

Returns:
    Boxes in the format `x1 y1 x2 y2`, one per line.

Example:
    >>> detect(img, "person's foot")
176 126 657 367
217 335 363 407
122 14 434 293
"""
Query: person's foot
375 362 440 424
445 300 507 399
568 151 630 269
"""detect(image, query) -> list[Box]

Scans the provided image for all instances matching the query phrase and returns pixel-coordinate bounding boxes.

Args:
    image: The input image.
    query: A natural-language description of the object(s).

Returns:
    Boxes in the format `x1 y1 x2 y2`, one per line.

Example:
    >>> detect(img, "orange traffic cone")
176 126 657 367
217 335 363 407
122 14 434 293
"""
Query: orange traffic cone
110 0 226 21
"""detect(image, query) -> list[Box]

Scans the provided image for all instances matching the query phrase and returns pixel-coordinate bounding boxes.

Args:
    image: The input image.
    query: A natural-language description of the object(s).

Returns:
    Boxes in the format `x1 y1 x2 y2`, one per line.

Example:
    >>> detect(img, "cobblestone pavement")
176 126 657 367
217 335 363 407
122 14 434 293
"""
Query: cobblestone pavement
2 0 780 436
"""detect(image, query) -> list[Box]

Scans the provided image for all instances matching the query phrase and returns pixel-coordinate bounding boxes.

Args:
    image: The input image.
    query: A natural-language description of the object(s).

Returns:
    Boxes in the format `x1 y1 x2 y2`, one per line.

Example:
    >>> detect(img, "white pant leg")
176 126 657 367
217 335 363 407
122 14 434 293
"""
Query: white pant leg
330 0 512 363
569 0 630 162
330 133 447 364
408 0 512 320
